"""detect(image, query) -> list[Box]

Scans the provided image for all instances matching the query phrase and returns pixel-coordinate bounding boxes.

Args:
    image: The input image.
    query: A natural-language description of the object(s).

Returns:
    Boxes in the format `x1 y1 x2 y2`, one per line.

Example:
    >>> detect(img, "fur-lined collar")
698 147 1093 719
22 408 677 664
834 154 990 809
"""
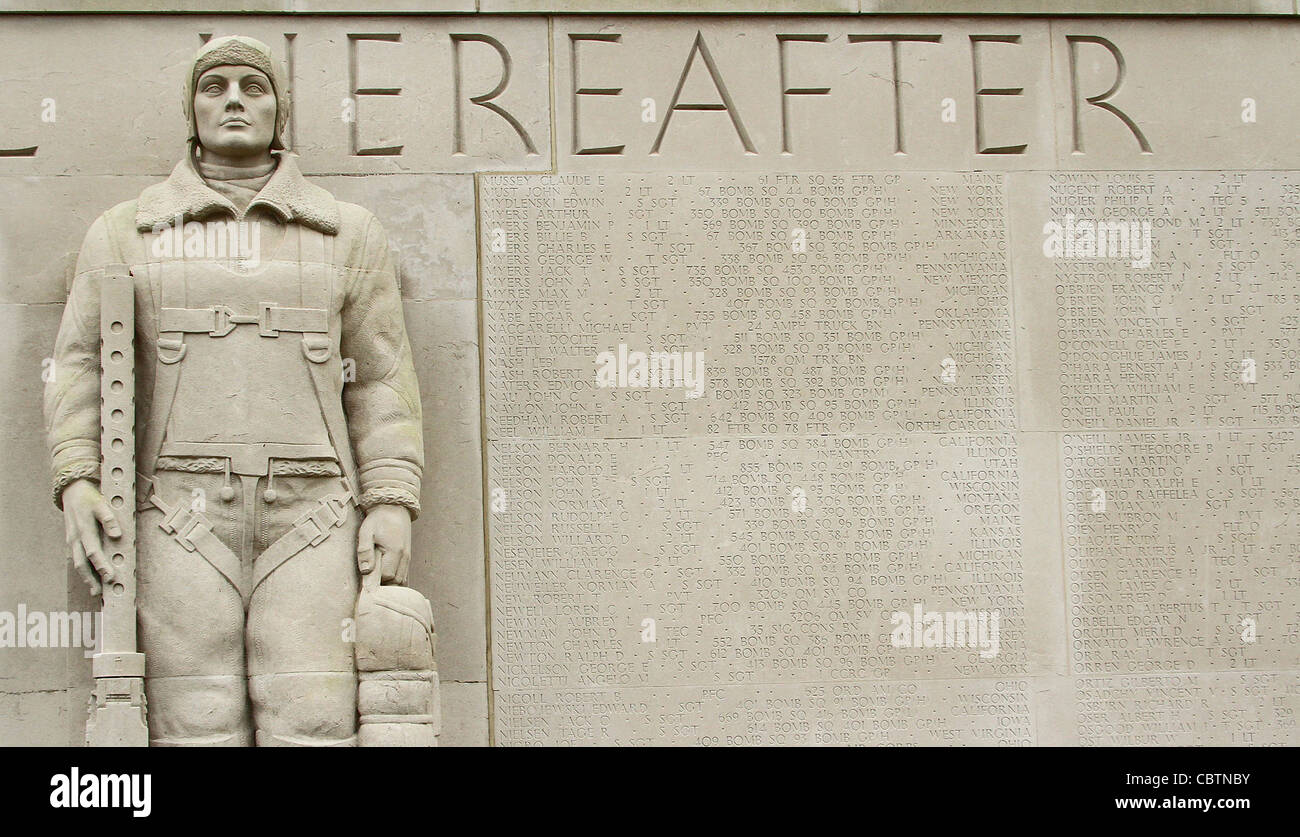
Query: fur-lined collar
135 150 339 234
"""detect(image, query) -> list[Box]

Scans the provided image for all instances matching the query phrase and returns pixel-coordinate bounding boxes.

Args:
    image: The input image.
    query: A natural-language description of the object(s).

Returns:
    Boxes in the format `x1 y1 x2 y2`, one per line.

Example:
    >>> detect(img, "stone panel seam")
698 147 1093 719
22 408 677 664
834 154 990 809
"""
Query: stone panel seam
0 7 1296 15
473 171 497 747
496 674 1042 692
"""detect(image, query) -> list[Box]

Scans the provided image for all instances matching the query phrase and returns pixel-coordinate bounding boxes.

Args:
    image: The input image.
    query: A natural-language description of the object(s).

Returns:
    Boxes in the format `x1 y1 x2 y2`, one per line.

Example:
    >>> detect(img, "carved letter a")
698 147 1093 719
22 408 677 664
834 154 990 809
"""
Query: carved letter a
650 31 756 156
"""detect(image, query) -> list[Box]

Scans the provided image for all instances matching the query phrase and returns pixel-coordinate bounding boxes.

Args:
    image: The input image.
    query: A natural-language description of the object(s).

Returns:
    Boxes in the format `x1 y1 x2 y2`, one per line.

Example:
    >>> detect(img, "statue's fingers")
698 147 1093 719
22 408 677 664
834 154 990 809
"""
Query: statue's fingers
79 529 114 585
379 543 397 583
71 541 101 596
356 523 376 574
395 545 411 587
93 500 123 539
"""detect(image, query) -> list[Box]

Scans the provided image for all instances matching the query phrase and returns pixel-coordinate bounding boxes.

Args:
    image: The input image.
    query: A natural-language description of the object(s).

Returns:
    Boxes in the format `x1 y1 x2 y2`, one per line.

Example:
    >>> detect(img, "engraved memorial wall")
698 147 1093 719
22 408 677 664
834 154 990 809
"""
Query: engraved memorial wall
480 15 1300 746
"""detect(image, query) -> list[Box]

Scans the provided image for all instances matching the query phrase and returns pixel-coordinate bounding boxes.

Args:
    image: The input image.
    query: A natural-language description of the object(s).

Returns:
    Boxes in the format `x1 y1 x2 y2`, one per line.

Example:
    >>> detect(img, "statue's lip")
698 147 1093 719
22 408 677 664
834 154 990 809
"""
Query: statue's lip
221 117 252 126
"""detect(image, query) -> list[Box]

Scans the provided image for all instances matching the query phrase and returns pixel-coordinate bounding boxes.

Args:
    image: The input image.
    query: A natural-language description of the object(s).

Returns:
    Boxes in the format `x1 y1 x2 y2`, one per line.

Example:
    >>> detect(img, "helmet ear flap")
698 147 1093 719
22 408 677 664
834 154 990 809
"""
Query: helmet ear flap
277 56 292 150
271 82 291 150
182 76 195 144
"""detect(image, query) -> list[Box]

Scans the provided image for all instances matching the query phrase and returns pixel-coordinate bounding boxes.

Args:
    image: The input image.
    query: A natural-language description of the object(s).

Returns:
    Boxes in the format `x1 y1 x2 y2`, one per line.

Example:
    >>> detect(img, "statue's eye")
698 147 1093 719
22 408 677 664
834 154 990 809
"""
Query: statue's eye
244 83 267 95
202 82 224 95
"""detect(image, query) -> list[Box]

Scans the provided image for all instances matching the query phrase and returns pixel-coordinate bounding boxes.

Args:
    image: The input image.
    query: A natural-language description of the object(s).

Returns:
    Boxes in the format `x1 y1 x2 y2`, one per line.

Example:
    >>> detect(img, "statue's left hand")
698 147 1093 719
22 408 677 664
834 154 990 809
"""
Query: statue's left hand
357 504 412 585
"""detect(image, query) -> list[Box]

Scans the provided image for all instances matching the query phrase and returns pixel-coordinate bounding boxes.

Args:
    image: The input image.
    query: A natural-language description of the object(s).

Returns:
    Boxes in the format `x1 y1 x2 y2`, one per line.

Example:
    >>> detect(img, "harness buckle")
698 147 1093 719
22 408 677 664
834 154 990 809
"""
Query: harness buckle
174 513 210 552
209 305 258 338
300 494 350 547
258 302 280 337
156 499 206 553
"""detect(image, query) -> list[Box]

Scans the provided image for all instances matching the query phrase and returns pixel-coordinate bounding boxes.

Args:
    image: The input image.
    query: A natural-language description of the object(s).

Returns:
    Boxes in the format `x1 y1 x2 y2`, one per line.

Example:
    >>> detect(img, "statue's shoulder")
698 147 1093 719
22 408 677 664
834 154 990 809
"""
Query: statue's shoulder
333 199 381 232
103 197 143 229
331 199 394 251
80 198 143 248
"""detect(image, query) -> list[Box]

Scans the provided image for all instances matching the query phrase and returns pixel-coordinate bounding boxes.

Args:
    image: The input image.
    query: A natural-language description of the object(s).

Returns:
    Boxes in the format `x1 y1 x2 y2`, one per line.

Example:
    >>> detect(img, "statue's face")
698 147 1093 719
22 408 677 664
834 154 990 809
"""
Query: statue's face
193 65 276 158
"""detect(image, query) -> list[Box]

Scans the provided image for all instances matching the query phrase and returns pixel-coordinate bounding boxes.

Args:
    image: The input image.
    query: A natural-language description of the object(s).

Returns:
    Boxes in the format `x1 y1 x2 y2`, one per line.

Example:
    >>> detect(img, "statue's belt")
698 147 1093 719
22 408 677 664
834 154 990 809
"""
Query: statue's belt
155 442 340 477
154 456 342 477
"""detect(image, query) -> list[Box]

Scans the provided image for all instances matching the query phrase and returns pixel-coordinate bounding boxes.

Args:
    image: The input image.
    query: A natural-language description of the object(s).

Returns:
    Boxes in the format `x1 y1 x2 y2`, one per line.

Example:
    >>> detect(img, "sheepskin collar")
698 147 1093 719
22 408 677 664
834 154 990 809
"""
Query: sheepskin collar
135 150 339 234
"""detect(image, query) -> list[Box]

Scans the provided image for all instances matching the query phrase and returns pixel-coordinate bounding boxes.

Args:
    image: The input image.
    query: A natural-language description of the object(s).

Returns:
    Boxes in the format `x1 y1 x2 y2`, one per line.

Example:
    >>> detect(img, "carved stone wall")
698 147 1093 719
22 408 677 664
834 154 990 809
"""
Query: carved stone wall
2 6 1299 746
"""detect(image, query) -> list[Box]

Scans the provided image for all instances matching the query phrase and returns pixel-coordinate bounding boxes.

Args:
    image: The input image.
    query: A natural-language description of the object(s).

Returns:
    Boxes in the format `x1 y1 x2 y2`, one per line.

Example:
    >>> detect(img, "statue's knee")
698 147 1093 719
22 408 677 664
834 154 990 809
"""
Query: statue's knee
147 675 251 746
249 671 356 746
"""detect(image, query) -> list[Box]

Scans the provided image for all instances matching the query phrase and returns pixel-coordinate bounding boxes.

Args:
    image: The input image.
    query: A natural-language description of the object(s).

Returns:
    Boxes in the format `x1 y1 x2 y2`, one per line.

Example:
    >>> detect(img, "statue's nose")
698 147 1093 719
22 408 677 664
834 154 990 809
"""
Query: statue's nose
225 87 245 109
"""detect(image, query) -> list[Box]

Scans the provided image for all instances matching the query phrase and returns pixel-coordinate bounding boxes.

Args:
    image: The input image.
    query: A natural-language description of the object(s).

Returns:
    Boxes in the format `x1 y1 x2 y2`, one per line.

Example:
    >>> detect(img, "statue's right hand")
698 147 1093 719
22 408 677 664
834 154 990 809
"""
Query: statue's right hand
61 478 122 595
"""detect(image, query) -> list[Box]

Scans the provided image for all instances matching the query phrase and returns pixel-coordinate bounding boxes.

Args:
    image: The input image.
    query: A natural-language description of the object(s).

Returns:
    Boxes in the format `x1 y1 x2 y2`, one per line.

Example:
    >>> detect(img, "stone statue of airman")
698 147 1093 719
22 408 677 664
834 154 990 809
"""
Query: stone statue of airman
45 35 429 746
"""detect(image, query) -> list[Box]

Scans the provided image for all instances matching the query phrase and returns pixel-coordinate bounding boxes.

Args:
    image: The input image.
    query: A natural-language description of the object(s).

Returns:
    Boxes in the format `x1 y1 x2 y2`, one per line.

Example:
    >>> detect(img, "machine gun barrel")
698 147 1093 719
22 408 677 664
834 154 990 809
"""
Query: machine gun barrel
85 264 148 747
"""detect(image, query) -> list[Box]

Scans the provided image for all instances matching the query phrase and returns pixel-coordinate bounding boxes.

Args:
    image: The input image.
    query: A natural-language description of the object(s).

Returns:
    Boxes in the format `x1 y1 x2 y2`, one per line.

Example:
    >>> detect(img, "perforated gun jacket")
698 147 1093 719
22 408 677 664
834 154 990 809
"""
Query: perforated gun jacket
44 151 424 518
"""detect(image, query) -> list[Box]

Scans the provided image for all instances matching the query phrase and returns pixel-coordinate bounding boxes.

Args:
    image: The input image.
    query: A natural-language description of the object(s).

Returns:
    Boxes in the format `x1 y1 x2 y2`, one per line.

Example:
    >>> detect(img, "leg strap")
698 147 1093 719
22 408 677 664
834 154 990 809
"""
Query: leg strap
151 490 355 610
249 492 356 599
151 493 247 607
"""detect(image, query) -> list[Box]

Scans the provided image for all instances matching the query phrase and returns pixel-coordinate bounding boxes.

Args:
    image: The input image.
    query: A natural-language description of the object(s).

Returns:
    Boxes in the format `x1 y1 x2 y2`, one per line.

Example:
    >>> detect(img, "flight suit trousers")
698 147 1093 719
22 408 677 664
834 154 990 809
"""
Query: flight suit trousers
137 469 359 746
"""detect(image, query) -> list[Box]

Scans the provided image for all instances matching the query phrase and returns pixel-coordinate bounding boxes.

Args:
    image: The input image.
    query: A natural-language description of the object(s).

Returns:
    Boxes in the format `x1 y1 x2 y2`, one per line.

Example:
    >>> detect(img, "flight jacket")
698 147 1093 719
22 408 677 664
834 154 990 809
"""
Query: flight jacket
43 151 425 518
